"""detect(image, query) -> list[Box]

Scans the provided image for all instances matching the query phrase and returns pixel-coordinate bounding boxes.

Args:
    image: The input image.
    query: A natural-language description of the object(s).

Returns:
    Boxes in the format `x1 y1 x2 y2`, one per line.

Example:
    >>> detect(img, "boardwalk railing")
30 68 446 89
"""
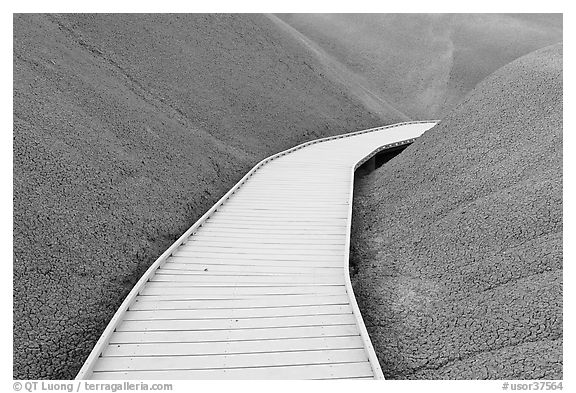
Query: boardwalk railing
76 120 438 380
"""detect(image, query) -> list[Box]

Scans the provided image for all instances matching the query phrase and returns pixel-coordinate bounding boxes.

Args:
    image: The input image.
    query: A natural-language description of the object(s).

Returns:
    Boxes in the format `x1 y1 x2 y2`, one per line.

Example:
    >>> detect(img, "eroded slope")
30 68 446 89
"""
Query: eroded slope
13 14 384 379
351 44 562 379
277 14 562 119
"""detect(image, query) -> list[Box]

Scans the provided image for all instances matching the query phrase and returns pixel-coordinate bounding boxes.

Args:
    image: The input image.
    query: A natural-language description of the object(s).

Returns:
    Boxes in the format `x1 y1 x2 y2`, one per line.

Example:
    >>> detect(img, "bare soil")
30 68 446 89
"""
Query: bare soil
350 44 563 379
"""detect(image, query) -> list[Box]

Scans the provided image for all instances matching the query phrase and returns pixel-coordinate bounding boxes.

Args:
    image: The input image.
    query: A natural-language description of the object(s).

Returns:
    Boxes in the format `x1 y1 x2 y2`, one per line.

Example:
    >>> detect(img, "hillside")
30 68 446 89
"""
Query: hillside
13 14 386 379
351 44 563 379
276 14 562 119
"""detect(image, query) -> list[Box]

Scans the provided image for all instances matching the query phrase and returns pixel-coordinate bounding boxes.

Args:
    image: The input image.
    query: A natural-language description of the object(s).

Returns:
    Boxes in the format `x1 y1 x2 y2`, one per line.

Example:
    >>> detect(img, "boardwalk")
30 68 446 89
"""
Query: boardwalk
76 121 437 380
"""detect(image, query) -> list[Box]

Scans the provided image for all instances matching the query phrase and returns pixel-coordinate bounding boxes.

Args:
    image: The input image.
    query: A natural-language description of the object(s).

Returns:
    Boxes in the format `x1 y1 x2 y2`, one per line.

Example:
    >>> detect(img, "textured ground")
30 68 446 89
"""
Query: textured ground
13 14 387 379
276 14 562 119
351 44 563 379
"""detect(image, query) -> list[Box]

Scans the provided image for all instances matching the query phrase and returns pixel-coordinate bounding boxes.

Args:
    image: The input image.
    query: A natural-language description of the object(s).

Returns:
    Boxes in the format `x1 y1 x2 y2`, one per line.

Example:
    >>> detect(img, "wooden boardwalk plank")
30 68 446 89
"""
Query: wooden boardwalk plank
91 362 374 380
123 304 353 320
158 263 342 274
117 314 357 331
155 268 343 278
178 246 344 255
147 275 345 285
93 348 368 371
139 285 346 296
109 324 361 343
165 256 343 267
130 294 350 310
103 336 364 357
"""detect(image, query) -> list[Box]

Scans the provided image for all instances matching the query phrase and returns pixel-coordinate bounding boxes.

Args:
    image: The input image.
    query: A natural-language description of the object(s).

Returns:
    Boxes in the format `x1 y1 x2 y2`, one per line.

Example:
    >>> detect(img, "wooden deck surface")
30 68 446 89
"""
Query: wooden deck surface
76 121 437 380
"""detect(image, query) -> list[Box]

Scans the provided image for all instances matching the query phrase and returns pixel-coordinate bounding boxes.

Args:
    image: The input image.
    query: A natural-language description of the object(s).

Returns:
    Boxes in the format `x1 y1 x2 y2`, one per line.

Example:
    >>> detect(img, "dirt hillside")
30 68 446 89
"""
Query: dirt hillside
276 14 562 119
351 44 563 379
13 14 386 379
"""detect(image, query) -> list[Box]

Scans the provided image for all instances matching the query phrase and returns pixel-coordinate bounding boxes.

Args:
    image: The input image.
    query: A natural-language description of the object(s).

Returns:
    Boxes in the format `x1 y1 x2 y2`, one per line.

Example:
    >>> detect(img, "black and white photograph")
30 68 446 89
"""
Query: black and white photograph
8 3 568 390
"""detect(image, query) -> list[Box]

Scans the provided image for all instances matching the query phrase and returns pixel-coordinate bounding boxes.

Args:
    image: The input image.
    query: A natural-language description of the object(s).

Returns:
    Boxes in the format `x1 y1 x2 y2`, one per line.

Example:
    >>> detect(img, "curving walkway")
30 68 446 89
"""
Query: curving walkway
76 121 437 380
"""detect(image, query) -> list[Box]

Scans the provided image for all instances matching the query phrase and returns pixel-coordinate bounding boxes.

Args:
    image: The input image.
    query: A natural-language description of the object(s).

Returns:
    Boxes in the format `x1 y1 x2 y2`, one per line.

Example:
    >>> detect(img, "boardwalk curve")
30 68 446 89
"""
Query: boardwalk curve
76 121 437 380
